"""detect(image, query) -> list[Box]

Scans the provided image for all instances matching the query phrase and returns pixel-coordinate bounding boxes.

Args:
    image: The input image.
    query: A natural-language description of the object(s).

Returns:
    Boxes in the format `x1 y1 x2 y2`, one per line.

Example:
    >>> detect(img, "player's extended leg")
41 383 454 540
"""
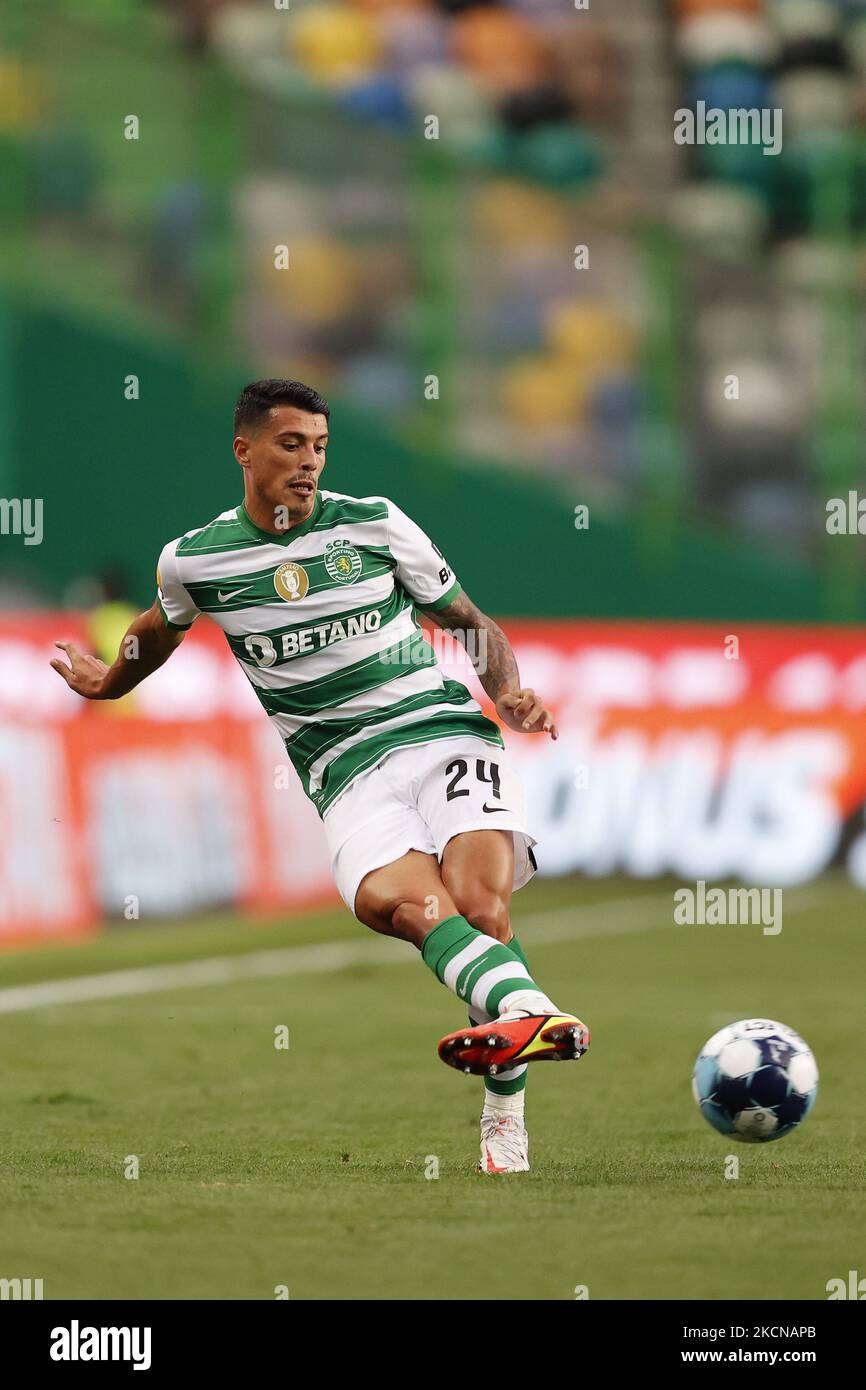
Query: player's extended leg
354 845 589 1068
440 829 532 1172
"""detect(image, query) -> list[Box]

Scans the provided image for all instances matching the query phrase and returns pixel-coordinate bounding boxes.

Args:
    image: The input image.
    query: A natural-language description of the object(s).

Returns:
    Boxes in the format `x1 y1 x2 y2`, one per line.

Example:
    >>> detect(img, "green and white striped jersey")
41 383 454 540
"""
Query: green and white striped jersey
156 490 502 817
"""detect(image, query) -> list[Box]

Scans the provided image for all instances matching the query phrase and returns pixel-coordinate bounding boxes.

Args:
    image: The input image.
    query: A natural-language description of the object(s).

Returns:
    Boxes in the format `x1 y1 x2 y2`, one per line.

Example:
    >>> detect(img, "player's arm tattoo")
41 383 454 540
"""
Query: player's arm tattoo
425 590 520 703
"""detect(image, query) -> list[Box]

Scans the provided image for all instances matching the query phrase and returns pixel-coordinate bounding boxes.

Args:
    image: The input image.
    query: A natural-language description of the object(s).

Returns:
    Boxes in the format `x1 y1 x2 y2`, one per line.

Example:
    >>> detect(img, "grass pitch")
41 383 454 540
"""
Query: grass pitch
0 874 863 1300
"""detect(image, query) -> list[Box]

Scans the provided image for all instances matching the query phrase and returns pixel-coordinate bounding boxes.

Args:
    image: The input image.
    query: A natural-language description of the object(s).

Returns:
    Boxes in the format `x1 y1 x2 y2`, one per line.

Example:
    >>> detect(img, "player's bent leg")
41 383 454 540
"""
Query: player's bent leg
353 842 566 1023
353 835 589 1086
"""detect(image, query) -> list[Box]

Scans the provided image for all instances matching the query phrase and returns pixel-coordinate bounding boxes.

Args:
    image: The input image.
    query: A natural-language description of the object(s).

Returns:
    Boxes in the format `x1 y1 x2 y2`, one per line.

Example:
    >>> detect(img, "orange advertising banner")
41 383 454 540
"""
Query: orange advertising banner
3 614 866 942
0 716 336 946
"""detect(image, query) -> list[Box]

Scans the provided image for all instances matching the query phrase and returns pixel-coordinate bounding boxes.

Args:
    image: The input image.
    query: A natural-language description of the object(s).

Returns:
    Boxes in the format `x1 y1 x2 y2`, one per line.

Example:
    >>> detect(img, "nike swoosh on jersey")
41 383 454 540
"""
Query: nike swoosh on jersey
482 804 510 814
217 585 256 603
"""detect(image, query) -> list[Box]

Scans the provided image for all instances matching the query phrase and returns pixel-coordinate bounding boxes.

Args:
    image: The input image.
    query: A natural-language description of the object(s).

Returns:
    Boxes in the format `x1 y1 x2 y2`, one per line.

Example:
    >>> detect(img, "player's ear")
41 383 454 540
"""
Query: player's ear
233 436 250 468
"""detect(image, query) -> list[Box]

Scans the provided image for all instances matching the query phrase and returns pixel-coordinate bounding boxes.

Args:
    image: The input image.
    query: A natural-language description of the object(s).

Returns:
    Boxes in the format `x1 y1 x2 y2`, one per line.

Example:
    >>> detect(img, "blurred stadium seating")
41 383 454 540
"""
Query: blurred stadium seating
1 0 862 583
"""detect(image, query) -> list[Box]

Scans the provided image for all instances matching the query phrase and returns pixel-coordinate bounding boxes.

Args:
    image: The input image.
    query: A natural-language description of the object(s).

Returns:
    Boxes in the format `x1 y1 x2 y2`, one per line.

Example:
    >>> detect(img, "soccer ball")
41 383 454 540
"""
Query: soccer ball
692 1018 818 1143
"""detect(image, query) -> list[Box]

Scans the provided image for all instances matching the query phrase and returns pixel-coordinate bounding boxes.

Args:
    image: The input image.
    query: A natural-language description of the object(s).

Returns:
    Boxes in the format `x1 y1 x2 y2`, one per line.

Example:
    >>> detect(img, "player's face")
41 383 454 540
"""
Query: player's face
234 406 328 526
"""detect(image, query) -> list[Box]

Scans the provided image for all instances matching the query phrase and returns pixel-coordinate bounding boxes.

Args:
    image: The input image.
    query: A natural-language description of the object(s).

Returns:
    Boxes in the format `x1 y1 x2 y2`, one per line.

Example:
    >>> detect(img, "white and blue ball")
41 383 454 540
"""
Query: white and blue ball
692 1018 818 1142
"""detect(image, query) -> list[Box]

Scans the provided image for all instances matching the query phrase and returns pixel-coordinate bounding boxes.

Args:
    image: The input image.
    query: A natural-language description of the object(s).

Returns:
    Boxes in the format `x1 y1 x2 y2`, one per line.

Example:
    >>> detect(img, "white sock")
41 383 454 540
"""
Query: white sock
497 987 559 1019
482 1089 526 1121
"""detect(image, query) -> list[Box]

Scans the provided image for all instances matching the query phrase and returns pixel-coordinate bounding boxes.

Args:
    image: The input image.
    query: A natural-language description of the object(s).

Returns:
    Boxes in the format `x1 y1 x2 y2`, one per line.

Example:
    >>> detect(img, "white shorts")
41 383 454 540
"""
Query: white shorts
322 735 538 916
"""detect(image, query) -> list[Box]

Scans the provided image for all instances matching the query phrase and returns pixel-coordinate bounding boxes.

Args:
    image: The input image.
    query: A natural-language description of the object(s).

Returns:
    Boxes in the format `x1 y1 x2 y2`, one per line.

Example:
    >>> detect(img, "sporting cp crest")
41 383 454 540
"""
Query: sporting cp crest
323 539 362 585
274 561 309 603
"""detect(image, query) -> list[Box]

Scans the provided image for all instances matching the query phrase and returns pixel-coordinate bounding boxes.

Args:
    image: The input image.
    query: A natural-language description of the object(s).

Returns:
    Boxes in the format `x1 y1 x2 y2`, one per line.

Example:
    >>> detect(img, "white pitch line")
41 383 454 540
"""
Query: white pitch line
0 941 406 1016
0 888 824 1016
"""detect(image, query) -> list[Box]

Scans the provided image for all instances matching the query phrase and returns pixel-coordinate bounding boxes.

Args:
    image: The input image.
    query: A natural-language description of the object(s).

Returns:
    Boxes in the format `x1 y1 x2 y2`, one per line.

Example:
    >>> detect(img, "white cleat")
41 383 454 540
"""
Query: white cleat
478 1114 530 1174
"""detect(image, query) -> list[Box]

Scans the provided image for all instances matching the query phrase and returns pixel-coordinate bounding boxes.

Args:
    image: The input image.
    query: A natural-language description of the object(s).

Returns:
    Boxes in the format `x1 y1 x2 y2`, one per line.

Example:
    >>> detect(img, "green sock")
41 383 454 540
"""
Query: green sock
480 933 530 1099
422 916 555 1018
507 933 530 971
483 1064 527 1099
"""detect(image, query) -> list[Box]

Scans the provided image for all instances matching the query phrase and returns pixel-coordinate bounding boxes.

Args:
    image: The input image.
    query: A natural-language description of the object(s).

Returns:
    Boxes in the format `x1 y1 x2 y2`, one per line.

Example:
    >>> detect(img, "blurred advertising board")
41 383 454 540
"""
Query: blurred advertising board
2 614 866 942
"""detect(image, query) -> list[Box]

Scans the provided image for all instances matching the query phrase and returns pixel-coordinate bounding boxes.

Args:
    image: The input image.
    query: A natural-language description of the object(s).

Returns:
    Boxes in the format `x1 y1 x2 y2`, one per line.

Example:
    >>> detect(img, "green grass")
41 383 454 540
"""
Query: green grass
0 874 863 1300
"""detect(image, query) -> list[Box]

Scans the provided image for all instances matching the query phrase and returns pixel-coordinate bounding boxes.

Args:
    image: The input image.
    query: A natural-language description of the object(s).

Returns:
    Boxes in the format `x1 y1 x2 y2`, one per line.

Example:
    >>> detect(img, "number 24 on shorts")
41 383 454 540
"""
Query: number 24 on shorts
445 758 505 812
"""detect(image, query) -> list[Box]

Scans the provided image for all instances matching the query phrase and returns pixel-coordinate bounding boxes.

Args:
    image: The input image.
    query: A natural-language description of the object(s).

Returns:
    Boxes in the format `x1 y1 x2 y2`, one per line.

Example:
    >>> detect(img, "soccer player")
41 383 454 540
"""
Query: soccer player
51 380 590 1174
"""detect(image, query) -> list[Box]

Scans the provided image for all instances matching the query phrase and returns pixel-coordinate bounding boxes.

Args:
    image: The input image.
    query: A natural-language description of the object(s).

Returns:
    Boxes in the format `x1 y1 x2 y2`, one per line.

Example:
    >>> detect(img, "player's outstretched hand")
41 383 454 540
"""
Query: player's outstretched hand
50 641 109 699
496 688 558 740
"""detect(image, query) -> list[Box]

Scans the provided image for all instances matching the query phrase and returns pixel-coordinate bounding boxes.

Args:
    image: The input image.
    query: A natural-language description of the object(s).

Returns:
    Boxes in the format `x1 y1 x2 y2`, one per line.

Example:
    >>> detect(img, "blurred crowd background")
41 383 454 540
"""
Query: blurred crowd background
0 0 865 613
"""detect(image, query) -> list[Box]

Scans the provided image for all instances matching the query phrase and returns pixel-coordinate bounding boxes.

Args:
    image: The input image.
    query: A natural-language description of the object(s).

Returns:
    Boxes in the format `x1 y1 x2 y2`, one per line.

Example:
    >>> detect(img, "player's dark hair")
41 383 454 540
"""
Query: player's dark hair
233 379 330 435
